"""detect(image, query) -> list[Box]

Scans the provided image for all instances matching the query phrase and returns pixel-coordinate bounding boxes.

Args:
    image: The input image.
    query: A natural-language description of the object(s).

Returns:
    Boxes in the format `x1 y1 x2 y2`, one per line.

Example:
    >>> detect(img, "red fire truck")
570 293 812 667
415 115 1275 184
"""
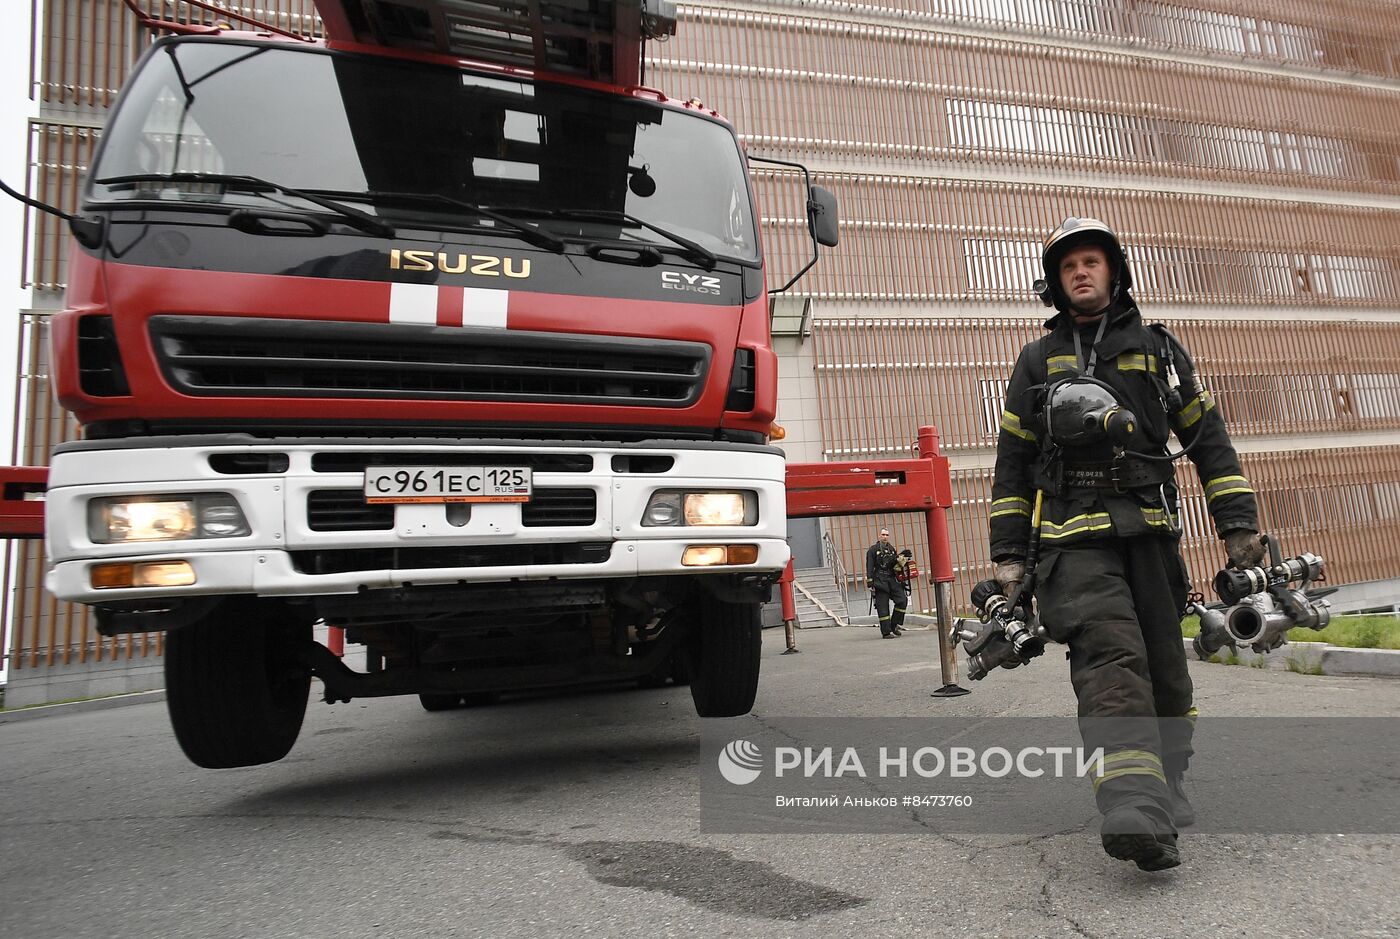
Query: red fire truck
11 0 838 767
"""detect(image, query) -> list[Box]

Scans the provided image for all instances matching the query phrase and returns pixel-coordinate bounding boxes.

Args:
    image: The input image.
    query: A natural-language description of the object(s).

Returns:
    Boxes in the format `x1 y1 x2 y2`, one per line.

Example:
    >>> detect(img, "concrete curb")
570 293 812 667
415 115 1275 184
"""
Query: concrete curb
1322 646 1400 676
1183 637 1400 677
0 688 167 724
832 621 1400 677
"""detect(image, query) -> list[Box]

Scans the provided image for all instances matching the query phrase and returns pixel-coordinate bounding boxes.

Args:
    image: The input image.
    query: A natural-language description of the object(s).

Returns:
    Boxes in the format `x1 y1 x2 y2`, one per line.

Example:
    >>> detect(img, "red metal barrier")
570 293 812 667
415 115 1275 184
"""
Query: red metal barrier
777 559 799 654
786 424 968 695
0 466 48 539
916 426 955 584
785 457 953 519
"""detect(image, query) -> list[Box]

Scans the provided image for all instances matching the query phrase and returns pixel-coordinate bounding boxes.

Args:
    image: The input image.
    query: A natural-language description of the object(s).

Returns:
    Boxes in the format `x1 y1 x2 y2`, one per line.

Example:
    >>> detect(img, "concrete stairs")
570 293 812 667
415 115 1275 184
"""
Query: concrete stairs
792 567 852 628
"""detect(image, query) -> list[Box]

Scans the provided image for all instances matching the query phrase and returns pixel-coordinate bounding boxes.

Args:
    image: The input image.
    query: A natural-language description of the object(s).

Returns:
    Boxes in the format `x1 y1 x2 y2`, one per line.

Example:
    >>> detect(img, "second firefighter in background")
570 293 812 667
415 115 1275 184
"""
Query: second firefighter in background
867 528 911 638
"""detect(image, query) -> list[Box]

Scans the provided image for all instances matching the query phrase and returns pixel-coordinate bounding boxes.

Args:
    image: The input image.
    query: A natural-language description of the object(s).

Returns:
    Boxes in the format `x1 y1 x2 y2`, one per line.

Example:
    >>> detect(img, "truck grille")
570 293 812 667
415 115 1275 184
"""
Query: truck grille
290 542 612 574
150 316 710 406
522 489 596 527
307 488 598 531
307 490 395 532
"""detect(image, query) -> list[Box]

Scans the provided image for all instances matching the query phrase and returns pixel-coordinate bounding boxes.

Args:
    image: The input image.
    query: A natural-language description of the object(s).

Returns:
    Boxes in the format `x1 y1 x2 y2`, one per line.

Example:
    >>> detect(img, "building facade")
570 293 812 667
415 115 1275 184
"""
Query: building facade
6 0 1400 694
647 0 1400 609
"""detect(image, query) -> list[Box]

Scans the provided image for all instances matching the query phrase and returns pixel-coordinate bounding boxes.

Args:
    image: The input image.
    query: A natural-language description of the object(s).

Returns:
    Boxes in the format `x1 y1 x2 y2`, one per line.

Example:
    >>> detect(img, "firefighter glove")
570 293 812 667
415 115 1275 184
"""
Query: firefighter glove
993 559 1025 592
1224 529 1266 569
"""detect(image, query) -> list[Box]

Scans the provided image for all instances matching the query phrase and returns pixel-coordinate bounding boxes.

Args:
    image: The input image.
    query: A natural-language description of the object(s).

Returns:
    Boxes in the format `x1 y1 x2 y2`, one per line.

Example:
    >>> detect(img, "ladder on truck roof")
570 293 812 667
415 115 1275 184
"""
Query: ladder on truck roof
314 0 677 86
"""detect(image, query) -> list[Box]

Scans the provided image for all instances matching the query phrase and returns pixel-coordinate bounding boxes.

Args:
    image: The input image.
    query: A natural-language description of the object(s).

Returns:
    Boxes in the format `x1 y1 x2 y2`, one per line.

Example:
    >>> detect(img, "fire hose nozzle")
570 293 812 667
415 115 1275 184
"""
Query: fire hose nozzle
1223 591 1331 654
959 579 1046 680
1189 601 1234 660
1214 565 1270 605
949 618 979 646
1208 537 1330 655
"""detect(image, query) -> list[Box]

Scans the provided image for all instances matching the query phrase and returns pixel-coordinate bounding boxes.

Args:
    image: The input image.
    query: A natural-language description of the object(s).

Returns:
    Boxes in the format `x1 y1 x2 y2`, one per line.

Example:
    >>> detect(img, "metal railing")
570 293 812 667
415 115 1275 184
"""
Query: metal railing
822 530 853 618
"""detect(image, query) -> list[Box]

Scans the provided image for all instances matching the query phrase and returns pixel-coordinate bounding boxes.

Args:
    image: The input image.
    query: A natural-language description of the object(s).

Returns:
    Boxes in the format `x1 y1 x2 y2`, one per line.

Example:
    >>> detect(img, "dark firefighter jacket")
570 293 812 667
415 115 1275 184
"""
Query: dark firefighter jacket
990 303 1259 561
867 541 900 590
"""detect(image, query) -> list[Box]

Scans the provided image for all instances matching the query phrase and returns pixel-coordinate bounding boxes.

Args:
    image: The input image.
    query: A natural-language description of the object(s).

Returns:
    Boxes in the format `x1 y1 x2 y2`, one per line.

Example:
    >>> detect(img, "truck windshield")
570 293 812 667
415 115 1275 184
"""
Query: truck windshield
90 39 760 263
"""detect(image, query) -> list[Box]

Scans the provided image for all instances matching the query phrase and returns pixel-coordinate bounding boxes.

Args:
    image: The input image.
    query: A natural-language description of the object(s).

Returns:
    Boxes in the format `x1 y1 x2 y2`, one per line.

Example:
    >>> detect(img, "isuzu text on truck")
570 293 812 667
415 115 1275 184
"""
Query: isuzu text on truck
14 0 836 767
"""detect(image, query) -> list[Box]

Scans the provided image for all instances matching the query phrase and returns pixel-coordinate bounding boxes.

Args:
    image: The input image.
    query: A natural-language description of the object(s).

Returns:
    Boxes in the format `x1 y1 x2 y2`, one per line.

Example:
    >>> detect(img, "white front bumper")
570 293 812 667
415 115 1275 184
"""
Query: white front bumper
44 439 789 604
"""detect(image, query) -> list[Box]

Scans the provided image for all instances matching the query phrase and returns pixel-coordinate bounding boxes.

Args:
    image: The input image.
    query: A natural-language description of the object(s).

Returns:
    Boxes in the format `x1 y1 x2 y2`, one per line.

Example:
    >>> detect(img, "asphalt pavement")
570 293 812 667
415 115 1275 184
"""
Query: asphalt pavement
1 624 1397 939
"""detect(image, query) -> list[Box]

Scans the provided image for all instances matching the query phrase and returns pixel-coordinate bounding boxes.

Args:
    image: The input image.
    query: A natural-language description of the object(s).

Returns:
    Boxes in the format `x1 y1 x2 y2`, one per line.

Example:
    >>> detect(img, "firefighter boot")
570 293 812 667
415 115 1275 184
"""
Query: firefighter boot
1100 806 1181 872
1166 768 1196 828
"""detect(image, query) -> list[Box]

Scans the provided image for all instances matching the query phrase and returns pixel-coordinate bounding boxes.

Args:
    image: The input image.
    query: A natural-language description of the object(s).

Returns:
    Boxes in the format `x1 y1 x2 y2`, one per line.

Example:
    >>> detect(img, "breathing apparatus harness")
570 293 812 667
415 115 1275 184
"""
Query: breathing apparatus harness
1036 319 1203 502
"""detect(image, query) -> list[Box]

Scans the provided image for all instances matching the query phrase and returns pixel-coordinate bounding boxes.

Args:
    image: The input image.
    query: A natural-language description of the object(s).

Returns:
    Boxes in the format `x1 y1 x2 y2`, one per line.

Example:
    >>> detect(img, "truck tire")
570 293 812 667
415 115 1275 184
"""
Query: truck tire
165 601 312 769
418 693 462 711
669 652 691 687
637 655 672 689
687 594 761 717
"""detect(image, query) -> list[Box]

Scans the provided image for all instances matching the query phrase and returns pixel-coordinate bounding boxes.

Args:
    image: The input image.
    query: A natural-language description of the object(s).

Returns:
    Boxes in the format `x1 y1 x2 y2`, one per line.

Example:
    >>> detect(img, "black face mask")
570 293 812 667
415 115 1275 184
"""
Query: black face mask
1043 376 1137 448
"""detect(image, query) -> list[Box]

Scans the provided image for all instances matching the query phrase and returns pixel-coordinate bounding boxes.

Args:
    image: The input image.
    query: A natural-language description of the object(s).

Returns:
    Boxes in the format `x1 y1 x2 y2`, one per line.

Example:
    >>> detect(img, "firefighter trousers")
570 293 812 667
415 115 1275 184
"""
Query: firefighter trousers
872 580 908 636
1034 535 1195 828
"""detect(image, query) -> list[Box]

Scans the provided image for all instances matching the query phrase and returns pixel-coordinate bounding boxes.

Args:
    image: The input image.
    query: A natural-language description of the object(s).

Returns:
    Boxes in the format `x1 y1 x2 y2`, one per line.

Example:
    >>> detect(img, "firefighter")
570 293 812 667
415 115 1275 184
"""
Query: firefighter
990 216 1264 871
866 528 907 638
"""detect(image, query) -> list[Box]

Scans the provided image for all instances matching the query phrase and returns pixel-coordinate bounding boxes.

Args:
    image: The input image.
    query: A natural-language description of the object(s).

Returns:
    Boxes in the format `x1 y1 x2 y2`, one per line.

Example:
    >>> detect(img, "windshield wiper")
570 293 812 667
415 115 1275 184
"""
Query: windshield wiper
517 208 718 271
91 172 396 238
308 190 566 253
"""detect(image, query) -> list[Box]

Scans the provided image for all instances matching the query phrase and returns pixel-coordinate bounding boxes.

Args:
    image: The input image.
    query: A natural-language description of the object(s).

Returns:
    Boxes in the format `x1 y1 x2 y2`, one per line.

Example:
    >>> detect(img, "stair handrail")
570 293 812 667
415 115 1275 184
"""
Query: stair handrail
821 530 852 618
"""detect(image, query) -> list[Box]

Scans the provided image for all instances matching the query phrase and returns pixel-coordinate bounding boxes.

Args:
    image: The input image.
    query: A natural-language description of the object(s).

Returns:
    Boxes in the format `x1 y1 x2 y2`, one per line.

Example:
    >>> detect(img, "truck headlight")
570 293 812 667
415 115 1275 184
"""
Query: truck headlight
88 494 250 544
642 491 756 527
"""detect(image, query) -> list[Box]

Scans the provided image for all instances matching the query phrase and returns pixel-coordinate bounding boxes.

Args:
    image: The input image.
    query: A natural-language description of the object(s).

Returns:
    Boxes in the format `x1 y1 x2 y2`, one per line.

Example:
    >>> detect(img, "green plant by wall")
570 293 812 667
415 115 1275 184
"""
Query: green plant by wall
1350 620 1385 649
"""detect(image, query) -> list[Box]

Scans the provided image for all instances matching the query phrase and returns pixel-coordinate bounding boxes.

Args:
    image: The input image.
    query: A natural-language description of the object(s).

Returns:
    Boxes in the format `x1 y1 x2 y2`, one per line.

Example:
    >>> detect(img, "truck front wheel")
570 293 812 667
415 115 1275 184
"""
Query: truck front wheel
418 693 462 711
165 600 312 768
687 594 761 717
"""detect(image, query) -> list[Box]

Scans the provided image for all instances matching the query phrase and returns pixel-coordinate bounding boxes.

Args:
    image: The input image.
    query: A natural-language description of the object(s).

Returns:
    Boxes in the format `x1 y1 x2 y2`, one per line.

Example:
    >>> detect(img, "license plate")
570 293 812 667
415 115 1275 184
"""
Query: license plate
364 466 532 504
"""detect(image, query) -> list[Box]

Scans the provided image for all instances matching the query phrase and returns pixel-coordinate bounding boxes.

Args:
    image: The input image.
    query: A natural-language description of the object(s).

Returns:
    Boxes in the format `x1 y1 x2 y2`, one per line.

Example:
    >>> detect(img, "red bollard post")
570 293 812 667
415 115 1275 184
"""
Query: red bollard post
779 557 801 654
328 624 345 658
918 425 969 697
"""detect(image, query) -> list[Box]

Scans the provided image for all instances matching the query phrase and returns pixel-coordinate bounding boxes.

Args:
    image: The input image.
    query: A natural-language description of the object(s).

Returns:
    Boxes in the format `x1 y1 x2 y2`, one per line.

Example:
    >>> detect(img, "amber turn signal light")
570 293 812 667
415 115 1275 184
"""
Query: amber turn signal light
90 560 196 589
681 544 760 566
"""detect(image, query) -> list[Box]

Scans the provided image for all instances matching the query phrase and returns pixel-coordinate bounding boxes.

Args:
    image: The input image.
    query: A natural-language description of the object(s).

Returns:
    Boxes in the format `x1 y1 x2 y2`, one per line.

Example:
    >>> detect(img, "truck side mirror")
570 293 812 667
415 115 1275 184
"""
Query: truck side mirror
809 186 838 247
748 155 835 294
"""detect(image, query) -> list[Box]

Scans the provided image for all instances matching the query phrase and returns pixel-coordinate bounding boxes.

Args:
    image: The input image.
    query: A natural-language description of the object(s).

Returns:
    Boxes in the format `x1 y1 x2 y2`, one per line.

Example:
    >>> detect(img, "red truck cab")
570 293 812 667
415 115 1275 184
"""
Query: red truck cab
35 0 836 768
